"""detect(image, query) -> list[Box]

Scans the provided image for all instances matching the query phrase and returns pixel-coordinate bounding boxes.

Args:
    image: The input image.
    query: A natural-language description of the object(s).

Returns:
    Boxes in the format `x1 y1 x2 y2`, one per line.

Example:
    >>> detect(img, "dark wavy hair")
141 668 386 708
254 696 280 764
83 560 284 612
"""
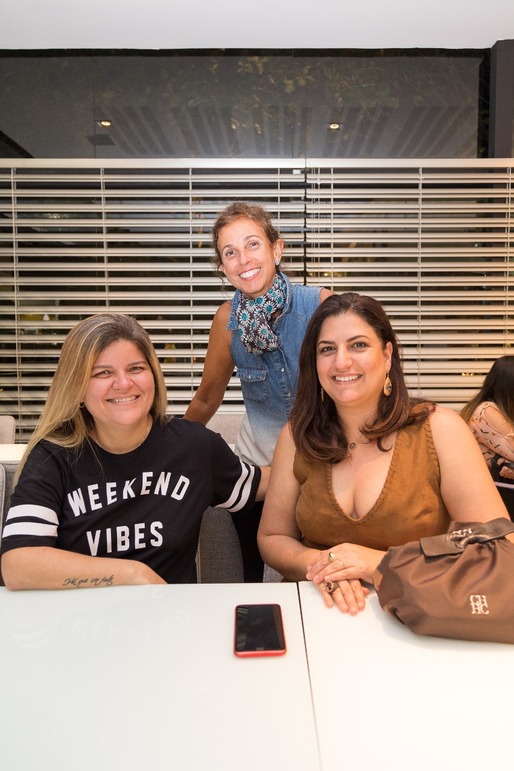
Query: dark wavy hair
289 292 434 463
460 355 514 425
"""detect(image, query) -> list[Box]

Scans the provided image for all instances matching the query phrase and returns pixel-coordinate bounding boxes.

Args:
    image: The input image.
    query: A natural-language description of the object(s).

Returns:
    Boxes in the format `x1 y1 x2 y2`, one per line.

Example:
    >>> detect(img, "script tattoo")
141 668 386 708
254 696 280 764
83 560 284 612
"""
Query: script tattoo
62 575 114 588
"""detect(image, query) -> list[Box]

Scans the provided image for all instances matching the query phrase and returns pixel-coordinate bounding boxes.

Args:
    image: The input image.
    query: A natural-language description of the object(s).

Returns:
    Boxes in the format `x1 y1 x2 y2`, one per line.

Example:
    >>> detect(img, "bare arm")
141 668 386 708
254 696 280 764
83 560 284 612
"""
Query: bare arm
475 404 514 469
1 547 166 591
431 406 511 522
184 302 235 424
258 424 320 580
255 465 270 502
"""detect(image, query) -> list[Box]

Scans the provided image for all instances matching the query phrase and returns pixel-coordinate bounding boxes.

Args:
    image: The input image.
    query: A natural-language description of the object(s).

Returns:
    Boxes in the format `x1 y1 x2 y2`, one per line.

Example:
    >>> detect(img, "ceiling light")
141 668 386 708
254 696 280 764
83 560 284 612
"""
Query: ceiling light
328 122 341 131
97 119 112 128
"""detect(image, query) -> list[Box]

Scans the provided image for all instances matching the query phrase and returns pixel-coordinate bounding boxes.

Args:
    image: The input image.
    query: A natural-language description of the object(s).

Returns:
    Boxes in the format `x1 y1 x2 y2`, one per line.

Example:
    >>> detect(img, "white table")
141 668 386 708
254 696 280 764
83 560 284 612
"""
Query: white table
299 581 514 771
0 583 320 771
0 444 26 463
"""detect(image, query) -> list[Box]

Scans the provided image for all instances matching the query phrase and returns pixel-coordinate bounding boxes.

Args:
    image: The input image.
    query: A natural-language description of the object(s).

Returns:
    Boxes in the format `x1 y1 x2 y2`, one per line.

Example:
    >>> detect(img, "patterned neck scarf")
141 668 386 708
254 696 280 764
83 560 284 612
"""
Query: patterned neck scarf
235 273 288 355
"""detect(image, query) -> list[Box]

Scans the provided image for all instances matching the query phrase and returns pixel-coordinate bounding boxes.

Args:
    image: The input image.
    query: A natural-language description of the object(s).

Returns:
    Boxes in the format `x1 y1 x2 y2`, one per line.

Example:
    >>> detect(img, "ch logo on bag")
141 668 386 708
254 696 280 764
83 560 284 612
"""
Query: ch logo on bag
469 595 489 615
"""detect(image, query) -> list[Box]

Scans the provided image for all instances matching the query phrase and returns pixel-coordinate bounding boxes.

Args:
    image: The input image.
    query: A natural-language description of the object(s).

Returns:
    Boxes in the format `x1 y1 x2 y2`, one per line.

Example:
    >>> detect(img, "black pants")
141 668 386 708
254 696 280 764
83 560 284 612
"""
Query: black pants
490 456 514 521
231 501 265 582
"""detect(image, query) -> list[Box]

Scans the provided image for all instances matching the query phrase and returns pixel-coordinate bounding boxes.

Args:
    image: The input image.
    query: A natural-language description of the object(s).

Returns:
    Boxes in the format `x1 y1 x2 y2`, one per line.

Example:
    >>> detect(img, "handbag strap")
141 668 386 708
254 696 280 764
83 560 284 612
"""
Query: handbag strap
421 517 514 557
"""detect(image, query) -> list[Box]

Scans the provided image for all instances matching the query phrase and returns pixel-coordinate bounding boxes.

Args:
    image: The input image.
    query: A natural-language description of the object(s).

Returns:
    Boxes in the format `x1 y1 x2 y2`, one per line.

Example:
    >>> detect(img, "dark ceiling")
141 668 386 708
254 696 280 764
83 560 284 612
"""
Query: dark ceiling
0 51 487 159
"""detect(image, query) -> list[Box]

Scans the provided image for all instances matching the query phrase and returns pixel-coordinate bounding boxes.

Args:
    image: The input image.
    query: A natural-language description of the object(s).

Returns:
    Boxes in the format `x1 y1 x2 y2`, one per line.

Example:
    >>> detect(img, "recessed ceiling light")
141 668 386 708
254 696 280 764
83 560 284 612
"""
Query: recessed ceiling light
97 119 112 128
328 122 341 131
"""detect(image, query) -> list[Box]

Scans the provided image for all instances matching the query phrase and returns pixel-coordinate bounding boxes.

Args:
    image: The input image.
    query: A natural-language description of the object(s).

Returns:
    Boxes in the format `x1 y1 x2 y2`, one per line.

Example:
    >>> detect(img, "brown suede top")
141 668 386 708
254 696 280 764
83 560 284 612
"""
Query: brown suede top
294 417 450 551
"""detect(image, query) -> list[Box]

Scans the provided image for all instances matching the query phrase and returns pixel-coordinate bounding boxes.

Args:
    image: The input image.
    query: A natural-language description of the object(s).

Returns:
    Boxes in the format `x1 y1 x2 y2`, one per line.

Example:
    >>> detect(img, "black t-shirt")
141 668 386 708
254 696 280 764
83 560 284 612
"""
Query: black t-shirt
1 418 261 583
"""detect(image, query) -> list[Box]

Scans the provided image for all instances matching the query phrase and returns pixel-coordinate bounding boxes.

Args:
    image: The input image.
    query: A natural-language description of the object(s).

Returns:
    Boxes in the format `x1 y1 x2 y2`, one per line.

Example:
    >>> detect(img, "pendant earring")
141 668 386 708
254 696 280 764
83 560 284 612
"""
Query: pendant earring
79 402 85 408
383 374 392 397
320 387 325 403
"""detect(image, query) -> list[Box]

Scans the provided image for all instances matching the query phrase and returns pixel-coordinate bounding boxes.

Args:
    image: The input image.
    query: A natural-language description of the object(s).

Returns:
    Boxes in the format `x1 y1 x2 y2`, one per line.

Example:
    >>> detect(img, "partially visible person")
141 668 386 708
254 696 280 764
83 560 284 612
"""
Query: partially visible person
1 313 267 590
258 293 511 614
460 356 514 518
184 202 332 580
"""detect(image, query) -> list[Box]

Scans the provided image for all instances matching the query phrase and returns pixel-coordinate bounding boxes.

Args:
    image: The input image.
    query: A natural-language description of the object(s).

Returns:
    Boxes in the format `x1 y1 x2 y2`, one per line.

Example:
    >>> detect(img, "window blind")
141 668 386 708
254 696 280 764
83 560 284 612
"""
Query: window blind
0 159 512 439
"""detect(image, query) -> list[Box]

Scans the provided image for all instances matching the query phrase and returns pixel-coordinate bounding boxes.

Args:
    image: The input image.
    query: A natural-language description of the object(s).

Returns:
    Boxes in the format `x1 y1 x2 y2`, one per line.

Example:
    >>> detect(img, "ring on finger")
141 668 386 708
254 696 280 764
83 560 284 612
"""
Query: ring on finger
325 580 337 594
328 551 345 570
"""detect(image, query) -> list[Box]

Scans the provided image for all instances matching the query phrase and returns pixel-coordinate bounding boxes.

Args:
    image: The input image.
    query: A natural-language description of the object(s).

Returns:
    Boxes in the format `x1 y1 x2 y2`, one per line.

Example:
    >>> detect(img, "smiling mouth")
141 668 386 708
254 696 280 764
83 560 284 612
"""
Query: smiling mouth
334 375 360 382
107 396 139 404
239 268 260 279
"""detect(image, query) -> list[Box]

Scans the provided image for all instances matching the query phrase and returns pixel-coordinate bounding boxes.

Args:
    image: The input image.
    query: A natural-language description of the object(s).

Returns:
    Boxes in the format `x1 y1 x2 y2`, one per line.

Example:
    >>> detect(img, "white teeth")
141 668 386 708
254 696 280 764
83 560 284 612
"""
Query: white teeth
108 396 137 404
240 268 259 279
334 375 359 382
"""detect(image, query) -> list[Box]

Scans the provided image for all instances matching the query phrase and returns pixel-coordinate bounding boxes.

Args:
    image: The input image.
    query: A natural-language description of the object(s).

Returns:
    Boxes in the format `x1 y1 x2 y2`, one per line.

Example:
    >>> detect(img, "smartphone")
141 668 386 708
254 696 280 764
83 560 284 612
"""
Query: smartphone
234 603 287 657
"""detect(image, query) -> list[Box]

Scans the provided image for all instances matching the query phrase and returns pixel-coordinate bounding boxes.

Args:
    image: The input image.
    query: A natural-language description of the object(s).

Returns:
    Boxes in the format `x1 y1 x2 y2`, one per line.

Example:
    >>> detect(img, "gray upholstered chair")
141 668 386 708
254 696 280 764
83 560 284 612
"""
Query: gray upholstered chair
0 462 5 547
0 415 15 443
197 413 245 582
197 412 282 583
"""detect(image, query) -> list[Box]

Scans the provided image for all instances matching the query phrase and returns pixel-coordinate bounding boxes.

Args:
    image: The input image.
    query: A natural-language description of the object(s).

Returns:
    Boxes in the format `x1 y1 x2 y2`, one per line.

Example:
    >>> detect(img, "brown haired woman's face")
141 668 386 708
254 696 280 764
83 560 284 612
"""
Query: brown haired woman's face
217 217 283 299
316 312 392 411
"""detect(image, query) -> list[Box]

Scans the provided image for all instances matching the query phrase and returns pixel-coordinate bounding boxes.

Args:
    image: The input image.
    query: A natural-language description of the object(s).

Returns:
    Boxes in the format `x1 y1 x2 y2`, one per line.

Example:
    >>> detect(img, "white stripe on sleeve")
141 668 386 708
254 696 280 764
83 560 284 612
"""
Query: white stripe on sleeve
217 461 257 513
2 522 58 539
2 504 59 540
4 504 59 525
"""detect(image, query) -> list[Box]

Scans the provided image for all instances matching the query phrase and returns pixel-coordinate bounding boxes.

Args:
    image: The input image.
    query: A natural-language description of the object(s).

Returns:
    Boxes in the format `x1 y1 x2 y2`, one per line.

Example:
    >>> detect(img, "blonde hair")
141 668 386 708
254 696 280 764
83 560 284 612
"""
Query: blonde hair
17 313 168 479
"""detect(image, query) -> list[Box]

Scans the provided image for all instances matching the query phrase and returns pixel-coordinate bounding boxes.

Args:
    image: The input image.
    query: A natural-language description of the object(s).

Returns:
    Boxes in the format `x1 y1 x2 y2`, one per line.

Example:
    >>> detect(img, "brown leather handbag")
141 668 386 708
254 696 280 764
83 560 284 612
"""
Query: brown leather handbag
374 518 514 644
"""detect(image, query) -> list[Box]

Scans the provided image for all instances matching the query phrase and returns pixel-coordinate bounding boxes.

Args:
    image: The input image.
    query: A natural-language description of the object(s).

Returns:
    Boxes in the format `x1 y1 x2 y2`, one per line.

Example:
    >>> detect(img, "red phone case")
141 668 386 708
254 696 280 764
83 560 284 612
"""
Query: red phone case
234 603 287 657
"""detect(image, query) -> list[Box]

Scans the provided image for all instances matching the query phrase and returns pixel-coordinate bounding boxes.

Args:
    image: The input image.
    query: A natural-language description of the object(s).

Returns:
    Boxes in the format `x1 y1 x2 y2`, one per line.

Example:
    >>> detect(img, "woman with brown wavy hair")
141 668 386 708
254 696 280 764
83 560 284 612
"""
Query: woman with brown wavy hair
258 293 509 614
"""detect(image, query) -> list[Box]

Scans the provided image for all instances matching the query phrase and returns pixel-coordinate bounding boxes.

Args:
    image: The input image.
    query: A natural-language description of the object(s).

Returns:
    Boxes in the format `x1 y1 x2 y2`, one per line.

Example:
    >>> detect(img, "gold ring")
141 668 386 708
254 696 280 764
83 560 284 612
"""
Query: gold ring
325 580 336 594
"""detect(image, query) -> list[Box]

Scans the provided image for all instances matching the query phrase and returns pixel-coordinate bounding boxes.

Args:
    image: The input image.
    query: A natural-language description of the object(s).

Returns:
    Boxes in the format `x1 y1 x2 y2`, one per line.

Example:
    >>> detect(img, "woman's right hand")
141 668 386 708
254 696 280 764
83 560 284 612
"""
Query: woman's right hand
127 560 167 585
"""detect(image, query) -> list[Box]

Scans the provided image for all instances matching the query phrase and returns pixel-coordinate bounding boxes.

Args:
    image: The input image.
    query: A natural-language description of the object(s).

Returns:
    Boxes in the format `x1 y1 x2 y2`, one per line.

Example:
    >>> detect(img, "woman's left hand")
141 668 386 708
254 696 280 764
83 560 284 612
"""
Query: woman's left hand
306 543 385 588
311 574 369 614
499 462 514 480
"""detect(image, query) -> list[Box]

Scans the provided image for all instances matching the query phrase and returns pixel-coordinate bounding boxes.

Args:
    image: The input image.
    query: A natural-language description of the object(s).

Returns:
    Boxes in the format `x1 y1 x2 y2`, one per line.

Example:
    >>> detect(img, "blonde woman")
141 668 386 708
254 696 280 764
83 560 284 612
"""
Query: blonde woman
1 313 266 590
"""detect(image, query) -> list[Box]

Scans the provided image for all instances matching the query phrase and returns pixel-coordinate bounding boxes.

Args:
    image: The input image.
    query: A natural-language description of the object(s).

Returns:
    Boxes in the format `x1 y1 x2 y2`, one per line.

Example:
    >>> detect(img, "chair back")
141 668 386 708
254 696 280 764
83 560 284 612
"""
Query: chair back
0 463 5 547
0 415 15 443
198 413 245 582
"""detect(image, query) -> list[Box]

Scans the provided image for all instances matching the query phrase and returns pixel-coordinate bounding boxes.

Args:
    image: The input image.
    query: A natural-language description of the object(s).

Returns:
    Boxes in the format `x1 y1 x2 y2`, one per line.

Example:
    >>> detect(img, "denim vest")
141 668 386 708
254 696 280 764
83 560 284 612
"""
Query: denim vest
228 273 322 464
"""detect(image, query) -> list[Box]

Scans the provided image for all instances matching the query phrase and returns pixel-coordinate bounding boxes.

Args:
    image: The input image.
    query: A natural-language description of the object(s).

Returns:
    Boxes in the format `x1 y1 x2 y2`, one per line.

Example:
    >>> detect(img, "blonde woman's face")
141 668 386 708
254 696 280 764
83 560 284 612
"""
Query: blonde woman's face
83 340 155 433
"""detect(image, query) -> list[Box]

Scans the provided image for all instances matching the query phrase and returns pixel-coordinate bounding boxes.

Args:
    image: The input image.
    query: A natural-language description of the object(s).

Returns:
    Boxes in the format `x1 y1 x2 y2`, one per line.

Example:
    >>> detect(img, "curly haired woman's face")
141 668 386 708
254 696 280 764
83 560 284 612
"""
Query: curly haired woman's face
316 312 392 410
218 217 283 299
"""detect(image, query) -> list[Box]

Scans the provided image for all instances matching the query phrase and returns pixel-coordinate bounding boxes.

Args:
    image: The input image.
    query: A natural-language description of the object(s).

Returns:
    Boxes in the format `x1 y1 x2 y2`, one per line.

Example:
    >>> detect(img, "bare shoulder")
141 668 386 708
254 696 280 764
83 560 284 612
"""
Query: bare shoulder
213 300 232 326
429 404 467 431
483 402 514 434
429 405 473 446
320 287 334 301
